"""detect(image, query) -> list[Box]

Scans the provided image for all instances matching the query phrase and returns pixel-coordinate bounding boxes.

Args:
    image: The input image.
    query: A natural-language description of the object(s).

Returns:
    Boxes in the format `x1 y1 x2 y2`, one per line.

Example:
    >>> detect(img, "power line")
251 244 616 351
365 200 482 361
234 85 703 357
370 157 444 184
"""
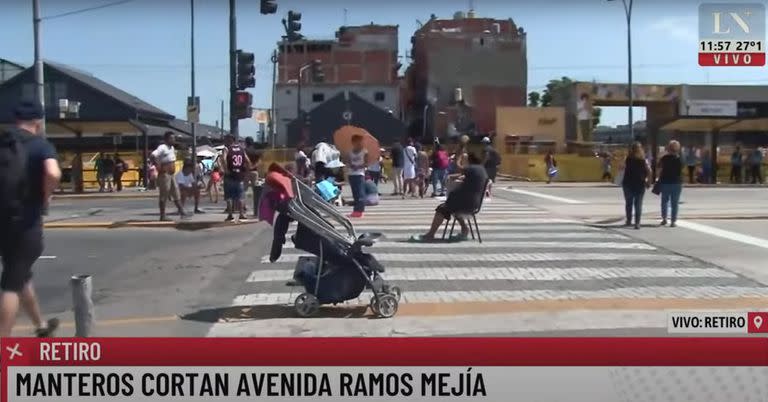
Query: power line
42 0 139 21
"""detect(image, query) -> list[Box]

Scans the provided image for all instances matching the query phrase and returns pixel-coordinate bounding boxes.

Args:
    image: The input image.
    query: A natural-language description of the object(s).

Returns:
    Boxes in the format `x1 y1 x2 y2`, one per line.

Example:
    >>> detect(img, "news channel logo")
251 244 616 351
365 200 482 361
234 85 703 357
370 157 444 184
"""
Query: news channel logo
698 3 765 66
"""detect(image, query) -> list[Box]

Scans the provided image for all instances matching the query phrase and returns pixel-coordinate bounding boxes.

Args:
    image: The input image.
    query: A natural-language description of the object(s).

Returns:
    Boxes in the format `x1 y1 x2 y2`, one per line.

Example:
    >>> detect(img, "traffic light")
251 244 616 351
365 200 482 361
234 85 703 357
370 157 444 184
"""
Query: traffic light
236 51 255 90
233 91 253 120
260 0 277 14
310 59 324 83
284 10 302 41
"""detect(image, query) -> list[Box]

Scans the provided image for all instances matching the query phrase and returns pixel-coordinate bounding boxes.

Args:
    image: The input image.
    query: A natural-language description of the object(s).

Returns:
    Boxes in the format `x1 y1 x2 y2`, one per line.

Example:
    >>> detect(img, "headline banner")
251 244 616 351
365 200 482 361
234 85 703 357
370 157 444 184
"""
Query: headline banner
2 338 768 401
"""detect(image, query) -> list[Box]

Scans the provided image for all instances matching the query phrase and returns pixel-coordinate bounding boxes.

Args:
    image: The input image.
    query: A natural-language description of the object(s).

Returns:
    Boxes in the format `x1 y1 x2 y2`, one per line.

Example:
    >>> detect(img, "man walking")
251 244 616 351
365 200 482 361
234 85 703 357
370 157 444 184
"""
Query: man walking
150 131 188 221
221 135 251 222
0 102 61 337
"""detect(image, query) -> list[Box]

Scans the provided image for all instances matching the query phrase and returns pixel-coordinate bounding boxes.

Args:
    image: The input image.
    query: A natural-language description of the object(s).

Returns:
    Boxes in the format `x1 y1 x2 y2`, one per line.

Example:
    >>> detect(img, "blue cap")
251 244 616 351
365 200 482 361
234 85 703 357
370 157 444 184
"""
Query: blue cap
14 101 45 120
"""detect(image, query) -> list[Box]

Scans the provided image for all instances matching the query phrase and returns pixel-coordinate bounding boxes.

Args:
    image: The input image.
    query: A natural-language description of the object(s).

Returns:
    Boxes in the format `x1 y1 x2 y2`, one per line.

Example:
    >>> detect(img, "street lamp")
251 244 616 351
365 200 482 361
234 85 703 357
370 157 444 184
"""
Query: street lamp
296 60 316 124
608 0 634 140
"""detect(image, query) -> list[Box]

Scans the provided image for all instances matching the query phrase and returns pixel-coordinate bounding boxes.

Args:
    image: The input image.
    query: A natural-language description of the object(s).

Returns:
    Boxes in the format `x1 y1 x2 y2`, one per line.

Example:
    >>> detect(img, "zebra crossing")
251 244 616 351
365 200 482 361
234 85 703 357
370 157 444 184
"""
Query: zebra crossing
207 195 768 336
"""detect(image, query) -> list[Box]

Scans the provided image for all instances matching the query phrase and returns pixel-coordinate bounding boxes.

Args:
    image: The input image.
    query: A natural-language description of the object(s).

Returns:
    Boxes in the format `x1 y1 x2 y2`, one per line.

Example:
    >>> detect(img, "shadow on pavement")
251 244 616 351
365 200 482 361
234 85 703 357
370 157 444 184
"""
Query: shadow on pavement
180 304 371 322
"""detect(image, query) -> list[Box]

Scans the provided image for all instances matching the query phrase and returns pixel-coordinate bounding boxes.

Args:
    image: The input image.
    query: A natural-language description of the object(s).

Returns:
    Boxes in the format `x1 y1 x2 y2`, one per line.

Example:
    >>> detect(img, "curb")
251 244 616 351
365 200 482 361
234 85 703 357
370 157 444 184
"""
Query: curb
44 219 263 230
585 215 768 226
52 194 157 200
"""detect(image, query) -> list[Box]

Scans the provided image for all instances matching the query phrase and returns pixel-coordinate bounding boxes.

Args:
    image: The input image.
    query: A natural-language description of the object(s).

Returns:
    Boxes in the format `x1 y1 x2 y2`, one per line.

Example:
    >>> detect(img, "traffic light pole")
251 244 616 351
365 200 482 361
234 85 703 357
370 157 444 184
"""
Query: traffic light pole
229 0 238 138
190 0 197 155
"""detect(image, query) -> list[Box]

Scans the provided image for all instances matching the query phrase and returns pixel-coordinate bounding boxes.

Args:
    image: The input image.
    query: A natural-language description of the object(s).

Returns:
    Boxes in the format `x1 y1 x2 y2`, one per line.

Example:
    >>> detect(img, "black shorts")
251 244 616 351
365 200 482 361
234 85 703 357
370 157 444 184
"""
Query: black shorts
0 225 44 292
435 202 460 218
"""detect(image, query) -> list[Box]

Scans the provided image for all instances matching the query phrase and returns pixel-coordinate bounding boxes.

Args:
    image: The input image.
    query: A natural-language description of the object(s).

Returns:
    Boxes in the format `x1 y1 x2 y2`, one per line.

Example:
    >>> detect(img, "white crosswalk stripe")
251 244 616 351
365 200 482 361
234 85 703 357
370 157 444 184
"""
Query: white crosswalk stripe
207 195 766 336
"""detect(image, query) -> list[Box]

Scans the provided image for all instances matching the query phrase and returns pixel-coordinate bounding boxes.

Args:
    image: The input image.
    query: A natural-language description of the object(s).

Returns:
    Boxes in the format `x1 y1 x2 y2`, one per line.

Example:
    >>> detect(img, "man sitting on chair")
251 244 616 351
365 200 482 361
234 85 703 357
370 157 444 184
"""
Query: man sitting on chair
411 152 488 242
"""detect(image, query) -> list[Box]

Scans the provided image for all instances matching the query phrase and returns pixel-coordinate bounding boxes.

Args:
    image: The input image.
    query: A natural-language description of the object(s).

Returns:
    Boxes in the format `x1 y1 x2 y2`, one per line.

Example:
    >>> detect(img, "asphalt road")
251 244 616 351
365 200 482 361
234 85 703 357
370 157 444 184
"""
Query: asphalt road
15 224 272 336
16 183 768 337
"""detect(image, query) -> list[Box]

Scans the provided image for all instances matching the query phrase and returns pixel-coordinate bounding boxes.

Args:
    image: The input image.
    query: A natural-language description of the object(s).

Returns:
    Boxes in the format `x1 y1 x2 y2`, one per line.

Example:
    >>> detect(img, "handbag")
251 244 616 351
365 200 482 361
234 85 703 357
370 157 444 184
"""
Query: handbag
651 181 661 195
547 167 558 177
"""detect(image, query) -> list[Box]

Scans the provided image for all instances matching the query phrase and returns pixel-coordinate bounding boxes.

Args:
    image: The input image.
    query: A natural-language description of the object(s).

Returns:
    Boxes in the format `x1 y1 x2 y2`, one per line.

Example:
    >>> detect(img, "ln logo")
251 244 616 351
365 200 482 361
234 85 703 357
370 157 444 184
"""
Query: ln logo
698 3 765 66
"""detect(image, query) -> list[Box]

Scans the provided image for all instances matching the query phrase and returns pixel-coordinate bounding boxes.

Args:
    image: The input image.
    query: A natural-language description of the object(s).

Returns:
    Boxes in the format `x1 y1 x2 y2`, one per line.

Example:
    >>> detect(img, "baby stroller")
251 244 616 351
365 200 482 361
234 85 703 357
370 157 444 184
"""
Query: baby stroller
260 163 402 318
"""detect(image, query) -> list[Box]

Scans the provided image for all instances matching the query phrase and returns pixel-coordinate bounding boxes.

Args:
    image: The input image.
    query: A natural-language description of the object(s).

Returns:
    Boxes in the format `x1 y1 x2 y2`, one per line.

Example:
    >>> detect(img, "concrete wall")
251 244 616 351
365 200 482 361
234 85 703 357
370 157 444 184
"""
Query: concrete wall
495 107 566 151
274 84 400 146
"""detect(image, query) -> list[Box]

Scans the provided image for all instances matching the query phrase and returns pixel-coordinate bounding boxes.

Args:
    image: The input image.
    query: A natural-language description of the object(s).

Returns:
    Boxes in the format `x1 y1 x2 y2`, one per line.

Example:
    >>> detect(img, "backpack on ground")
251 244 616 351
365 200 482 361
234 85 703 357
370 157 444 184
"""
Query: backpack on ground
0 129 29 227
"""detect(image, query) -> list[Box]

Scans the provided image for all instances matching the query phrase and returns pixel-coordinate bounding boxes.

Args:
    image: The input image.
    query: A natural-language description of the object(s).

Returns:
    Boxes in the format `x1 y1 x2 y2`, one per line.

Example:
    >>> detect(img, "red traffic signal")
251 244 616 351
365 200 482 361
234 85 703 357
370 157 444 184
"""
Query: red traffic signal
234 91 253 120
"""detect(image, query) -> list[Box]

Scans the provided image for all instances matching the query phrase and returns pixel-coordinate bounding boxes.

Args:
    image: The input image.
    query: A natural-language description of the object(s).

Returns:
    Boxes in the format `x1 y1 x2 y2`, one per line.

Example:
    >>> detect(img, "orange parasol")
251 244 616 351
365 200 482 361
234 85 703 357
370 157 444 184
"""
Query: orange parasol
333 125 381 162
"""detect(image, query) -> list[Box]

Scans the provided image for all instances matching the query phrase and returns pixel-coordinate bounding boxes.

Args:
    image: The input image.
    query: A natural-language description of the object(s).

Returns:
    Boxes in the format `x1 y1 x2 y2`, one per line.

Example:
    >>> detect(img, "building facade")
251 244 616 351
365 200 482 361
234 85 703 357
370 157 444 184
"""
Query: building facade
274 24 401 146
404 11 528 139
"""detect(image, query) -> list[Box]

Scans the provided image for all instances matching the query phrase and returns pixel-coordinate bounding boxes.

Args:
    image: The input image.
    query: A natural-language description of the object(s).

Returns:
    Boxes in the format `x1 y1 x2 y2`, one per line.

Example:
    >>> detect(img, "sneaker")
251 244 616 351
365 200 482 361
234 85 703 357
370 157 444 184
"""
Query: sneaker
225 215 234 222
634 224 640 230
625 220 632 226
670 221 677 228
660 219 668 226
35 318 60 337
238 214 248 221
348 211 363 218
194 209 205 214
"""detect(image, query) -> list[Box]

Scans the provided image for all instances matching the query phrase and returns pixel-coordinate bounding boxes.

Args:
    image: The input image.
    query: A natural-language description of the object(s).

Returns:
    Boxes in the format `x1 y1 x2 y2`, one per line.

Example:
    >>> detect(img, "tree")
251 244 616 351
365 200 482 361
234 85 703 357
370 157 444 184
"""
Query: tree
528 91 541 107
592 106 602 128
540 76 574 107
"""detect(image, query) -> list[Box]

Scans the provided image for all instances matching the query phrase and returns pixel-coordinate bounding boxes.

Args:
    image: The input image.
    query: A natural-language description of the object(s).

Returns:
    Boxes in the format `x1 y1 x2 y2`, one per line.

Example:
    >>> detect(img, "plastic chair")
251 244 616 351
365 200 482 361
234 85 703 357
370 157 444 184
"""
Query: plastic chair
441 179 490 243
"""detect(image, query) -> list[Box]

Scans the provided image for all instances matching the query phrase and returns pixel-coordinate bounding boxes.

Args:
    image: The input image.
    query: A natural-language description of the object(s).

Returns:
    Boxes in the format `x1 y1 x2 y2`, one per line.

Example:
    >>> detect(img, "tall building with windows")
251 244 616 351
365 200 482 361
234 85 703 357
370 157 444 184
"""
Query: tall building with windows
274 24 402 146
404 10 528 139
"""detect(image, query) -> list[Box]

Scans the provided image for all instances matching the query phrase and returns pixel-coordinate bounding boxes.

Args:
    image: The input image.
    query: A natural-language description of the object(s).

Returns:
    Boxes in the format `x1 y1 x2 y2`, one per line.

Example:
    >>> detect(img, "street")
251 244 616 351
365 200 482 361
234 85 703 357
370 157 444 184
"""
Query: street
16 182 768 337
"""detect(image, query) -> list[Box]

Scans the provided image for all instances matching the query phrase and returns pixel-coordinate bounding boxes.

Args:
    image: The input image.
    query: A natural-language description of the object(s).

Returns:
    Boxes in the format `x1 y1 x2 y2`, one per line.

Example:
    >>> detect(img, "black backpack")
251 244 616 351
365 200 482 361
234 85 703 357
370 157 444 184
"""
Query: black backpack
0 129 29 227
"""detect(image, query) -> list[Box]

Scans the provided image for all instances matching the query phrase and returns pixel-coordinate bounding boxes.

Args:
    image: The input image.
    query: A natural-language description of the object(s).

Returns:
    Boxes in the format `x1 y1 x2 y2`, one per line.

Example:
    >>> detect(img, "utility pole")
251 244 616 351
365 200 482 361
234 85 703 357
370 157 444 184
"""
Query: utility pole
229 0 238 138
33 0 46 135
220 99 225 137
270 48 278 148
190 0 197 156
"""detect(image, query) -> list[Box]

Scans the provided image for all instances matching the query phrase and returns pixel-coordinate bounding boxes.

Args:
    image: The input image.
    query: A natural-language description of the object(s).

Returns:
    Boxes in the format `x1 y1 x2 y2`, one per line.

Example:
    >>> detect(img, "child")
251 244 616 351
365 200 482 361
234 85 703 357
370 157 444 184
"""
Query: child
364 175 379 206
207 166 221 203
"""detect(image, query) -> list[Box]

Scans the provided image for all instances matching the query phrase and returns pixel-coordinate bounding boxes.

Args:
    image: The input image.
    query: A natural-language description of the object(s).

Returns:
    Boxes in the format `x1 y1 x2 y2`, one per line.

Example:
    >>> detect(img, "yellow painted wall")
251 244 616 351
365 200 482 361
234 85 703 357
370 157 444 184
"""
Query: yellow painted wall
495 107 566 152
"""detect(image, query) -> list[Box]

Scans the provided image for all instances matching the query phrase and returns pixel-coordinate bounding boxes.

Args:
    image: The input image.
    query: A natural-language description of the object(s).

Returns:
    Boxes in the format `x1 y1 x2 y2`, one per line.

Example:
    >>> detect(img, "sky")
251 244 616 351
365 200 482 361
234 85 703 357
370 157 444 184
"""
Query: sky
3 0 767 138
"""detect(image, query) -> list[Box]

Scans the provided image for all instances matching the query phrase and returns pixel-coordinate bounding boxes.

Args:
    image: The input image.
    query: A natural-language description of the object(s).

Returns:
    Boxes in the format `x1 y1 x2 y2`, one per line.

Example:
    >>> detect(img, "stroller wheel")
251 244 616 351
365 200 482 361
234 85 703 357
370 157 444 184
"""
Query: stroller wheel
376 294 399 318
389 286 402 302
295 293 319 317
369 296 380 315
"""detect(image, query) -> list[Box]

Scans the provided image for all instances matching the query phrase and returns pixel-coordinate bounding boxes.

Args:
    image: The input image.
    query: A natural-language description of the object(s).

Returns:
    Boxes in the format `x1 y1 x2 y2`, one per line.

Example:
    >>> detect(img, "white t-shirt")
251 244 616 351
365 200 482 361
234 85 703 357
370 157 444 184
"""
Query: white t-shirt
348 149 367 176
152 144 176 164
176 172 195 188
403 146 417 170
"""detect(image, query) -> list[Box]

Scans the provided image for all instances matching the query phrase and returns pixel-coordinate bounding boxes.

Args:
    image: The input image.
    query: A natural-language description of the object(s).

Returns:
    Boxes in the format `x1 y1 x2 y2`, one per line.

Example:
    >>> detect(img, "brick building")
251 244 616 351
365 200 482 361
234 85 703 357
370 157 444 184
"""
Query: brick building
274 24 402 146
404 11 528 140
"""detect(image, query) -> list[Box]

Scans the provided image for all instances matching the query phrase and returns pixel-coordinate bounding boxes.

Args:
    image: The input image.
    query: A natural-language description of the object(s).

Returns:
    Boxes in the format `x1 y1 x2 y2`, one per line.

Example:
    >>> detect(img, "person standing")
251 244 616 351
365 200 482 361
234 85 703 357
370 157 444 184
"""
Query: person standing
95 153 106 192
430 143 449 197
415 143 429 198
481 137 501 197
113 153 126 191
621 142 651 229
402 138 418 198
684 146 698 184
748 148 763 184
102 154 115 192
346 135 368 218
657 140 684 227
0 101 61 337
730 146 743 183
150 131 188 221
221 135 251 222
367 149 383 186
544 151 557 184
389 141 404 195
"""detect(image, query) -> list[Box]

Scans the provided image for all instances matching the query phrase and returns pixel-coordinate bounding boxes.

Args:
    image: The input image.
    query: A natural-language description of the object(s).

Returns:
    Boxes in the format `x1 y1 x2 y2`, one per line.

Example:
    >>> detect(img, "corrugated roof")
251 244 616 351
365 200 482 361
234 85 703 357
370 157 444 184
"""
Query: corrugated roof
46 61 173 119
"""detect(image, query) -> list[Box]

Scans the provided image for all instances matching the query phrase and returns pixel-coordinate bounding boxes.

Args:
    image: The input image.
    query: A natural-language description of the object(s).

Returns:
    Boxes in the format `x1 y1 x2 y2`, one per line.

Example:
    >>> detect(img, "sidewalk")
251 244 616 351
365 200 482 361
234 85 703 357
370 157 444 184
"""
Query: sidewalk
52 187 157 200
44 205 262 229
508 181 768 189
